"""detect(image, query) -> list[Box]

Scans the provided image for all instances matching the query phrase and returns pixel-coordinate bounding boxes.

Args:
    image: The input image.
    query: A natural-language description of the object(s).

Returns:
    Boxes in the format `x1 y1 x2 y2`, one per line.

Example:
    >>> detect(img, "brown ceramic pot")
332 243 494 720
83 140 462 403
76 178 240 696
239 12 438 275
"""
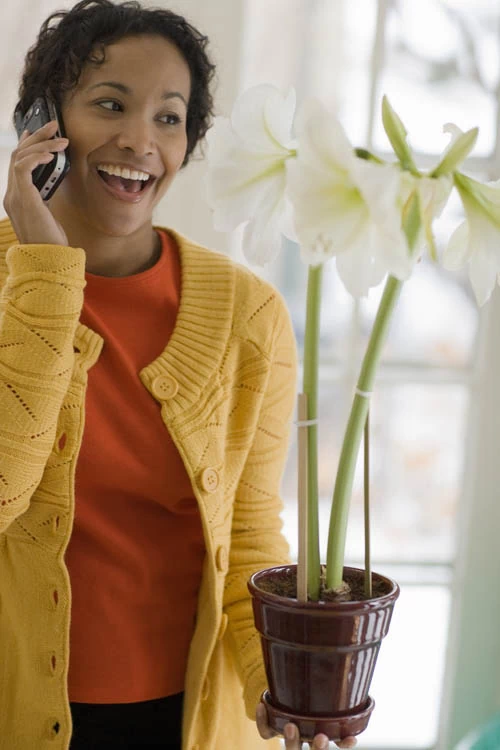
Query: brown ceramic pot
248 564 400 742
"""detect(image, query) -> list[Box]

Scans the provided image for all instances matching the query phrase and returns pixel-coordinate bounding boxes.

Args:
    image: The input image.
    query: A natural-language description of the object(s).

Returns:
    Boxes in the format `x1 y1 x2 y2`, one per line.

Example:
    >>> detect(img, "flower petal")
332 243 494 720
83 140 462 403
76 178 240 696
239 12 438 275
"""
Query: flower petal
335 228 386 298
242 181 289 265
372 223 413 281
417 175 453 220
264 87 297 148
286 158 364 252
295 97 355 175
205 86 296 246
349 159 403 230
348 158 412 278
231 84 293 153
469 241 498 306
443 123 463 143
442 221 470 270
279 196 299 243
206 164 281 231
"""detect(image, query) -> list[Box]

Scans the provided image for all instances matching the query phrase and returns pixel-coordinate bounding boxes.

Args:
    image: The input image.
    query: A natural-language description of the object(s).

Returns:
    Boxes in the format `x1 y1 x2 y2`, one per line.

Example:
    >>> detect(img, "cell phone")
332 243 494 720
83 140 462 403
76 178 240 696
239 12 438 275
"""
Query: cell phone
14 96 70 201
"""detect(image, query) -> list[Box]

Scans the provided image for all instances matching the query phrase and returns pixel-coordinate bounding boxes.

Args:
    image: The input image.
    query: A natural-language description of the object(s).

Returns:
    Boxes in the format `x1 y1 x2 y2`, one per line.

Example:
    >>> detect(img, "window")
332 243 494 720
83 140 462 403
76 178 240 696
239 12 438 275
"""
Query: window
239 0 499 747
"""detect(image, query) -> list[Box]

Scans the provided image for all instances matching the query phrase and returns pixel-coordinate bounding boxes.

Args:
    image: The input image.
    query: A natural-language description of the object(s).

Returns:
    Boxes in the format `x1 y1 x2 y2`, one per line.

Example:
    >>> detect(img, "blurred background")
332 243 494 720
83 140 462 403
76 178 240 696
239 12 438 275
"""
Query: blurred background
1 1 500 748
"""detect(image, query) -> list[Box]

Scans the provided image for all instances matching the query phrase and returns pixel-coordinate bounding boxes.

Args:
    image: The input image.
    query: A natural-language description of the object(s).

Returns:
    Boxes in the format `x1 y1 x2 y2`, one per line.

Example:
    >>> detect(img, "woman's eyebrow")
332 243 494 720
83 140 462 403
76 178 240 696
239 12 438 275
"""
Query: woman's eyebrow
87 81 187 106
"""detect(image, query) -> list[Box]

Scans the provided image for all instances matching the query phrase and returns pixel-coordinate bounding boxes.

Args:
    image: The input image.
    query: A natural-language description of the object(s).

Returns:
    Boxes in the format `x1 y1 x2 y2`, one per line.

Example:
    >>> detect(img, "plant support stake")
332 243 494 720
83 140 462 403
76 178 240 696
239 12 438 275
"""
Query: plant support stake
364 409 372 598
297 392 309 602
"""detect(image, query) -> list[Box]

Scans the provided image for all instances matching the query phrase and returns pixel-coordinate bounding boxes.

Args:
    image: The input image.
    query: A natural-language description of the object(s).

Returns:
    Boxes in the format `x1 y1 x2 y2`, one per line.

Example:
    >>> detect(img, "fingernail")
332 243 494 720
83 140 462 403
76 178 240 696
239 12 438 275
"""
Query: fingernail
284 724 296 740
318 737 329 749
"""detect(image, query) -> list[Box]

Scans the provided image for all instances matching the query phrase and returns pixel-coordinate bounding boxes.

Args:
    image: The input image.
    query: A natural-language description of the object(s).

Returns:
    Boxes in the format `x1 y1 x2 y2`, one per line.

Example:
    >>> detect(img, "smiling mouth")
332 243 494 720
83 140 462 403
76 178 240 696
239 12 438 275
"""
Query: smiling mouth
96 169 156 194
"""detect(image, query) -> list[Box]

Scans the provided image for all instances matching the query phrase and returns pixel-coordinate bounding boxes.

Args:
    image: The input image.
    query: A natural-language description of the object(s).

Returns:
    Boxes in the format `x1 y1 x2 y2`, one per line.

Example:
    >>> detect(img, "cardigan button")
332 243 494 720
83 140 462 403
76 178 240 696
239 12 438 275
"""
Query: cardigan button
46 717 61 739
217 613 228 641
200 468 219 493
216 545 228 573
151 374 178 400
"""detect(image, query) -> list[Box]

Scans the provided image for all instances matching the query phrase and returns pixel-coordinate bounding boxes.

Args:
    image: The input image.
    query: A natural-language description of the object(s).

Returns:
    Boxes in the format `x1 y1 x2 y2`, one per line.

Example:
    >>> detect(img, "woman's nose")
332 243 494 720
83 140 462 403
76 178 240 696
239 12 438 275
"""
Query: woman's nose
115 120 155 155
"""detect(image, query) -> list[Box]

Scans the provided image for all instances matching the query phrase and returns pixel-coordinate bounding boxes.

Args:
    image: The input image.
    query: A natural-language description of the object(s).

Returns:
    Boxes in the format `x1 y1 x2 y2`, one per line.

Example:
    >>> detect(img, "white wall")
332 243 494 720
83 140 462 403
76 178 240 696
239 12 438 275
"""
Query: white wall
152 0 247 252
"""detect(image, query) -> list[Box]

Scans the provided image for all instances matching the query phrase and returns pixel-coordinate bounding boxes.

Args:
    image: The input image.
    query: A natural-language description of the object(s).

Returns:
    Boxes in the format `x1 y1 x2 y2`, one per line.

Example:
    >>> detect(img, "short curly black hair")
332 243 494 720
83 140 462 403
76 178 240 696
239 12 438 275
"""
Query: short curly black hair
14 0 216 167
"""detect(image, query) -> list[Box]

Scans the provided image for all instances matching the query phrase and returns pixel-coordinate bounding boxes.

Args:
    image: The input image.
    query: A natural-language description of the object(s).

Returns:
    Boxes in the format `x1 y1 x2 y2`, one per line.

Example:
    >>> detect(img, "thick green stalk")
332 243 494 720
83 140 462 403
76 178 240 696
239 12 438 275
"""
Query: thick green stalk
303 265 322 600
325 276 402 589
325 190 421 591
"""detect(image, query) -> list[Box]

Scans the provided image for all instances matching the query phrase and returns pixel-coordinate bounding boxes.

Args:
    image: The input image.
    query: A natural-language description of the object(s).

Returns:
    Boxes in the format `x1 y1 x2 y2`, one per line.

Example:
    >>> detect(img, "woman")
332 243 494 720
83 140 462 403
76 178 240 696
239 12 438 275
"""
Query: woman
0 1 356 748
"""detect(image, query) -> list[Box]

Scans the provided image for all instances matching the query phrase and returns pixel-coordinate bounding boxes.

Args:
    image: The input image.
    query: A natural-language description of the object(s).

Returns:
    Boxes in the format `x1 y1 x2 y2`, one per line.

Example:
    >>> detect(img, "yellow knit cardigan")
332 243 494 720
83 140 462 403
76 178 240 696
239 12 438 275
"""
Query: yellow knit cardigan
0 217 297 750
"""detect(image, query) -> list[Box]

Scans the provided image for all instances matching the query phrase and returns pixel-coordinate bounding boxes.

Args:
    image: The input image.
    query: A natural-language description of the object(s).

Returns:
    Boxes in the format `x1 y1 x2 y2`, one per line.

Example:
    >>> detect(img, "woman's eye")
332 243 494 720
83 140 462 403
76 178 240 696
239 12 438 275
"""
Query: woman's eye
159 113 182 126
98 100 121 112
95 101 182 125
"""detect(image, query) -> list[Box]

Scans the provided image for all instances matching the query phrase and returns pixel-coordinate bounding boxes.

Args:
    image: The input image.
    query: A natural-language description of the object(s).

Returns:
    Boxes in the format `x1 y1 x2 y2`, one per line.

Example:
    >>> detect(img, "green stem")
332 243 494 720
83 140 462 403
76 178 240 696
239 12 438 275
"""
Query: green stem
303 265 322 600
325 275 403 589
325 189 422 591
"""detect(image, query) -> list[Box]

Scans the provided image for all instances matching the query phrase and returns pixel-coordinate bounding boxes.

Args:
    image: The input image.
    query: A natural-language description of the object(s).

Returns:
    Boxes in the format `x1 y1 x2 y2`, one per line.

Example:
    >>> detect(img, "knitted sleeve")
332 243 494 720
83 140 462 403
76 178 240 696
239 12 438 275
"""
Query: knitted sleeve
222 289 298 720
0 243 86 533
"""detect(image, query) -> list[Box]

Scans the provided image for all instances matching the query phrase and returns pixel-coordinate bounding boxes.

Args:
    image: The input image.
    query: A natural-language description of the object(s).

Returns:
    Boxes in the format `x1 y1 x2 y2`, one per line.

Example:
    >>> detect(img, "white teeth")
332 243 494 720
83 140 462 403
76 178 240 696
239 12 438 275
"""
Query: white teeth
97 164 151 181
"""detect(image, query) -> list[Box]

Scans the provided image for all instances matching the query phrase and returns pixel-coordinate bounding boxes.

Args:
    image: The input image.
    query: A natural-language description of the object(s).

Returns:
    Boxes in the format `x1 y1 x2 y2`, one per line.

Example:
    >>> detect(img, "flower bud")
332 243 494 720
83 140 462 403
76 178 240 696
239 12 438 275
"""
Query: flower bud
381 96 419 175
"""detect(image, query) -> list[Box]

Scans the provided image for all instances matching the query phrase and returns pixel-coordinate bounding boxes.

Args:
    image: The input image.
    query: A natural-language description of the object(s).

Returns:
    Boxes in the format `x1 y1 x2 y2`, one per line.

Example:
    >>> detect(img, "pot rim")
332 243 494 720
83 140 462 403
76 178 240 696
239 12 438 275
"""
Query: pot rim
248 564 400 611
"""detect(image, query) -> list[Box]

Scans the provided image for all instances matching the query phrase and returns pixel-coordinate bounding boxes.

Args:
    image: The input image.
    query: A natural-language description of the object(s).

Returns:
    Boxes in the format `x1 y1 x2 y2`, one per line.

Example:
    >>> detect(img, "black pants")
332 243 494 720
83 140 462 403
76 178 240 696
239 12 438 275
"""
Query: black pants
69 692 184 749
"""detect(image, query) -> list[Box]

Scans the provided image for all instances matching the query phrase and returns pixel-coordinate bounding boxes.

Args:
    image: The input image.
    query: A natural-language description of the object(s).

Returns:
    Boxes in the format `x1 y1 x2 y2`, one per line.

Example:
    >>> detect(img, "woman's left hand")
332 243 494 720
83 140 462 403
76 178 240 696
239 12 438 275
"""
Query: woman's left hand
256 703 357 749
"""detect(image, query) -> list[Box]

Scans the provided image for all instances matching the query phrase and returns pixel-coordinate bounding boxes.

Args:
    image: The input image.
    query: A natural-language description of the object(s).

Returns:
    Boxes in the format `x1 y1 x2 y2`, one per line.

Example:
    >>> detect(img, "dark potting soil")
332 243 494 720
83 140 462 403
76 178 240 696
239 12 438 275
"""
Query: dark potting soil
257 566 392 602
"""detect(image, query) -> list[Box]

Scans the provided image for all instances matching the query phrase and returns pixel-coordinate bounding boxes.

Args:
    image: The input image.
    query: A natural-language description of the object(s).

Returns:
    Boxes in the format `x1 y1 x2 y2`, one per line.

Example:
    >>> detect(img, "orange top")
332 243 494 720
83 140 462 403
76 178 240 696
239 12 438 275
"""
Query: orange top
66 230 205 703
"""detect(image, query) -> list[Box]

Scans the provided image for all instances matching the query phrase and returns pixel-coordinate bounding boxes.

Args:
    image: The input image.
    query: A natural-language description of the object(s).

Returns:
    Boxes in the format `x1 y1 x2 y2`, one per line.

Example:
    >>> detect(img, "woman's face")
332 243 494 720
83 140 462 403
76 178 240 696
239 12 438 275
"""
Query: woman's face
52 34 191 237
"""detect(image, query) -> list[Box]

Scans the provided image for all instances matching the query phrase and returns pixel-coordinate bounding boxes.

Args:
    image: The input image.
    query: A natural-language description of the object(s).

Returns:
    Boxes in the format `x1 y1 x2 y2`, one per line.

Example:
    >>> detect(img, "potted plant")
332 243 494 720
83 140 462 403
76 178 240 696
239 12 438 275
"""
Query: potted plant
205 84 493 742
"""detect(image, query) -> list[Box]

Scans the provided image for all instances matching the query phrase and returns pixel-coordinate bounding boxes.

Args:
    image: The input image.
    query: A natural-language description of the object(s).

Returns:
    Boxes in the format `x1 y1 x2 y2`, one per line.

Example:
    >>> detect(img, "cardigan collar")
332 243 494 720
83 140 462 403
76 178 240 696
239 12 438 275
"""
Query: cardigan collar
0 220 235 420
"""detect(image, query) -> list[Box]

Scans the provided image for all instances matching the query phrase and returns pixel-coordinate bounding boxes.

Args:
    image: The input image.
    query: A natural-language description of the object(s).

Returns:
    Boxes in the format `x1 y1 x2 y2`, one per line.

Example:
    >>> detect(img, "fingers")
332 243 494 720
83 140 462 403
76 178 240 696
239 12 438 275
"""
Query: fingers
284 723 329 749
20 120 59 144
15 138 68 162
12 152 54 190
15 121 67 160
255 703 275 740
11 127 68 193
283 723 304 748
335 739 357 749
255 704 357 749
17 137 69 159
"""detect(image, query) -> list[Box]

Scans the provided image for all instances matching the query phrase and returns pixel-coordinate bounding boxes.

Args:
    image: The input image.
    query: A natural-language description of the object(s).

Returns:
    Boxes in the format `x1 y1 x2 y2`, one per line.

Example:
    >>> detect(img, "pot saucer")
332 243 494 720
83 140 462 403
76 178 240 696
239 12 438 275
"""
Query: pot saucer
261 690 375 742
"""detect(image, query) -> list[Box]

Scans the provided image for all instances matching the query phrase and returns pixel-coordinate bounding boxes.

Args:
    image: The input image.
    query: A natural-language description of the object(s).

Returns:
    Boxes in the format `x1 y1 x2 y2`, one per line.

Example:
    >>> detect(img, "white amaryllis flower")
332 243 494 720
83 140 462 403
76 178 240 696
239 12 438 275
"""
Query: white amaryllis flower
205 84 297 265
443 173 500 306
286 98 412 298
398 123 474 260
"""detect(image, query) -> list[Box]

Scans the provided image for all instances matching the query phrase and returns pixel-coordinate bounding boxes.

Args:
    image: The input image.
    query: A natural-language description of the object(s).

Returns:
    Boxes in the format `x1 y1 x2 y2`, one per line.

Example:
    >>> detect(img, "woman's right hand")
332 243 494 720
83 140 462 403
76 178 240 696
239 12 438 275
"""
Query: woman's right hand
3 120 69 246
256 703 357 749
